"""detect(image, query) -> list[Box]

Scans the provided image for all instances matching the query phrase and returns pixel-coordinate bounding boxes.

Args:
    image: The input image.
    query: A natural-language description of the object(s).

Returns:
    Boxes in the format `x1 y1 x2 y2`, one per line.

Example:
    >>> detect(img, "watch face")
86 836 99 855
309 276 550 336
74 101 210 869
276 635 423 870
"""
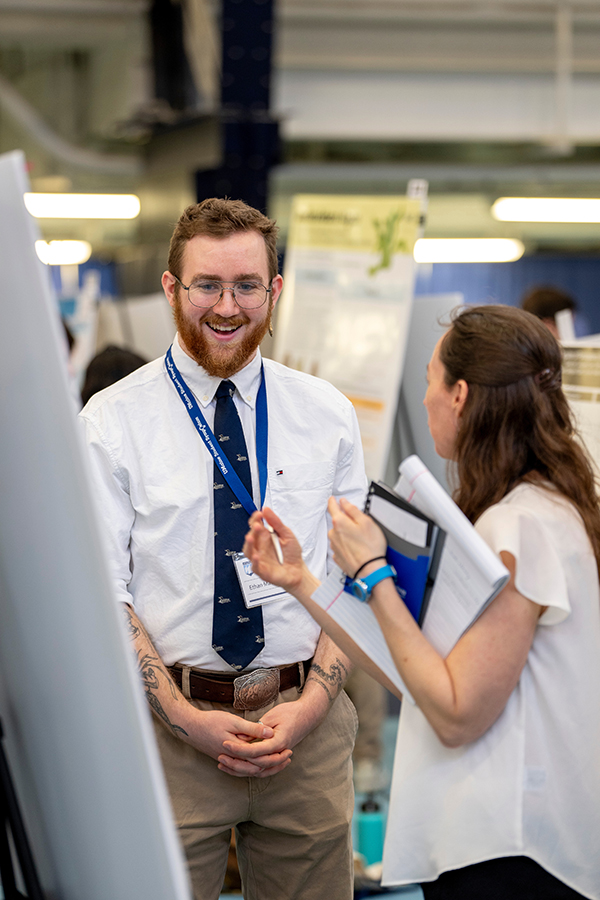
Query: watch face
351 579 369 602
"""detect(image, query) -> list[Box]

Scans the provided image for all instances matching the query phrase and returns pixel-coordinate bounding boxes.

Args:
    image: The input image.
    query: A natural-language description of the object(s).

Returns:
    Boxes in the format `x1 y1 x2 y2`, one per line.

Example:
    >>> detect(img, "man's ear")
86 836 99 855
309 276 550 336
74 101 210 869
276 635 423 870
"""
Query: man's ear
162 270 177 309
270 274 284 309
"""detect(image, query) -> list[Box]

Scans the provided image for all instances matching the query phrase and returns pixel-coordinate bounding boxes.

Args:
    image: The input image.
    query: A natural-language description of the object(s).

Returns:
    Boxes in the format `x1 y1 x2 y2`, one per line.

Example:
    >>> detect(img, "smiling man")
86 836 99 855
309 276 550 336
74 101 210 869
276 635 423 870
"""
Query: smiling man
167 229 276 379
80 198 367 900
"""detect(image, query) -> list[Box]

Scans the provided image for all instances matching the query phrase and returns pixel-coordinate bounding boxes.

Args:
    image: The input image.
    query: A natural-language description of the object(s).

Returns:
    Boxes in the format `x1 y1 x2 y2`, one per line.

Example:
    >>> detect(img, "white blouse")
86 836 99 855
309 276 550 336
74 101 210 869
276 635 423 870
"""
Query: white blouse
382 482 600 899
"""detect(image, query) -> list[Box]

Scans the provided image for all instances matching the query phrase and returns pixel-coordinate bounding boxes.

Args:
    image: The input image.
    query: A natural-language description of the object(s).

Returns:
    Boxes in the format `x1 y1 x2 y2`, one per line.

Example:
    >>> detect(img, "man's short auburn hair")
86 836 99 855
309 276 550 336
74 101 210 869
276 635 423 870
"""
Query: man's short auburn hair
168 198 279 283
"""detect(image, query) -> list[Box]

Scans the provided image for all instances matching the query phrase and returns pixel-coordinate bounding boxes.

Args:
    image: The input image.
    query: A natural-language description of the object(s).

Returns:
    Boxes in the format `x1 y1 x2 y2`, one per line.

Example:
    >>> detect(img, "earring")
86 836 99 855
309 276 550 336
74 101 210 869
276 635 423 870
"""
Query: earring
268 321 273 337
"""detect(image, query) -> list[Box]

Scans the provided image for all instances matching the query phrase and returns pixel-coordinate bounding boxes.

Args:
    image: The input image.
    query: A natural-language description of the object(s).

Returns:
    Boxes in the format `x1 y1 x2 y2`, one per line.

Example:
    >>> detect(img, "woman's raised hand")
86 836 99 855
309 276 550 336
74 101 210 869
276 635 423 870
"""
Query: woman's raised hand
327 497 387 577
243 507 307 595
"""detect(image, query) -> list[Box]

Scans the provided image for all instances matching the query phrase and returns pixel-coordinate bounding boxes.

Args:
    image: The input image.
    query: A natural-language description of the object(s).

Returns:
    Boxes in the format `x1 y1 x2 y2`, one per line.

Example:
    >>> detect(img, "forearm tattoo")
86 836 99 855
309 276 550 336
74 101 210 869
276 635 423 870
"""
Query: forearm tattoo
306 656 349 704
123 606 141 640
122 606 188 738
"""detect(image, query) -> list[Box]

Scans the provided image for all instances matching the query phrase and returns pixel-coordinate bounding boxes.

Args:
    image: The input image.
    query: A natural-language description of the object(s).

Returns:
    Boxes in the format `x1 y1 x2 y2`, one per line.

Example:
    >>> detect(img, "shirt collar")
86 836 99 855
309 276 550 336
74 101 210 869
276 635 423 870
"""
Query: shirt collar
171 333 263 409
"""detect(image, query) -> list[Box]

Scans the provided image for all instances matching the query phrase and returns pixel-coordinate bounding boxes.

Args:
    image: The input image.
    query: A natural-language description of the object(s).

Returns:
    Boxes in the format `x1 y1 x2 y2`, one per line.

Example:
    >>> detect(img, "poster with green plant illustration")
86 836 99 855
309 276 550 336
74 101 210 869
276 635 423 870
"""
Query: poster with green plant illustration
369 209 417 275
275 194 422 481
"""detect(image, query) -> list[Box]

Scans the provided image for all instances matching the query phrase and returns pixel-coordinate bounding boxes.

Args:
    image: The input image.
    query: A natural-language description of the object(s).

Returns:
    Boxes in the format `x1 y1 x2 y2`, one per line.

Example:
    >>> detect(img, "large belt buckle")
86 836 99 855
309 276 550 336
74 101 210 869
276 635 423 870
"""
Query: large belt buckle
233 667 280 711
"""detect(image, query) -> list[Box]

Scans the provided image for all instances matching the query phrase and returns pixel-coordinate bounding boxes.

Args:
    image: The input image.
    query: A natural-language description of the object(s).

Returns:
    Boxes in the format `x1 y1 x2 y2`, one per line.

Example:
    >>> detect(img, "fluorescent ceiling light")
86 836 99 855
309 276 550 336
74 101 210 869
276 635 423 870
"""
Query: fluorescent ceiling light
492 197 600 223
35 240 92 266
414 238 524 264
25 193 140 219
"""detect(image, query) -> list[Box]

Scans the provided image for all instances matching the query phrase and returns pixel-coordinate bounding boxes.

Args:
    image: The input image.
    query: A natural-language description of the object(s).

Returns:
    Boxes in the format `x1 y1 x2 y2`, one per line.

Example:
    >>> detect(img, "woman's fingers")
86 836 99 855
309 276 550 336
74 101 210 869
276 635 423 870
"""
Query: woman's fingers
259 506 286 534
338 496 364 520
243 519 272 568
327 494 388 578
328 495 364 526
327 496 339 515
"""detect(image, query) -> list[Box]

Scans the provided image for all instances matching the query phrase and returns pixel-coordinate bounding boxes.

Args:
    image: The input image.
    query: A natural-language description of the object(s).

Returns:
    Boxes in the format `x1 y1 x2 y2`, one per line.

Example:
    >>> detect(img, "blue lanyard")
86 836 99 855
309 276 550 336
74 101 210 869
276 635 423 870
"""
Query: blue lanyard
164 346 268 516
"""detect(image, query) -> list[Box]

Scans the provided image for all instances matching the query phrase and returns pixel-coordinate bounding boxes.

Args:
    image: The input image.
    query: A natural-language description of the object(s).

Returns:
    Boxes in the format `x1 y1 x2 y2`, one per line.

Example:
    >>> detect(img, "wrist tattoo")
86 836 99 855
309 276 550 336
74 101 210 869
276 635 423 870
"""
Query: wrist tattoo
124 607 189 738
136 650 189 737
306 657 349 705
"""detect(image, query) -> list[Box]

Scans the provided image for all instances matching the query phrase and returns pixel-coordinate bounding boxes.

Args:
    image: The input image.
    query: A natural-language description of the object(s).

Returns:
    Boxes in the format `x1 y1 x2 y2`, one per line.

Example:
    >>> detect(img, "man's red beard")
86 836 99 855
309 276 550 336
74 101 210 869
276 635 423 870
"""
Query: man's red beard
172 293 273 378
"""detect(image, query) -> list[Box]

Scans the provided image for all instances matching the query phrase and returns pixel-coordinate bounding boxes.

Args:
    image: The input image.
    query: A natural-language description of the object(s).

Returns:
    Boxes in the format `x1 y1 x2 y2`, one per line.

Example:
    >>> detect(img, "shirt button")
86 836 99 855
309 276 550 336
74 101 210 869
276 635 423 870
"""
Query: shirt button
246 395 252 401
203 395 208 401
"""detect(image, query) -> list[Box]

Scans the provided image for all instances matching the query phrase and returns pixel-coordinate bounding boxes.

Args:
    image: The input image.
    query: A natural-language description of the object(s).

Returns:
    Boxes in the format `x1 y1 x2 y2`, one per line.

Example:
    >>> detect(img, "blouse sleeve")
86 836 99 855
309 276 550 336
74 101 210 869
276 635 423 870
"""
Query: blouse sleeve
475 503 571 625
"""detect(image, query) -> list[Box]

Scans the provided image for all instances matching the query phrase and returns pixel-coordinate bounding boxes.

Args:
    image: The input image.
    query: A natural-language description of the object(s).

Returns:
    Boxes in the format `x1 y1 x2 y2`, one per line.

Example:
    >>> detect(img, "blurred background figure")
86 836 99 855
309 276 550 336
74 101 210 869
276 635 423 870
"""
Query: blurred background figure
81 344 148 406
521 285 577 339
345 669 388 794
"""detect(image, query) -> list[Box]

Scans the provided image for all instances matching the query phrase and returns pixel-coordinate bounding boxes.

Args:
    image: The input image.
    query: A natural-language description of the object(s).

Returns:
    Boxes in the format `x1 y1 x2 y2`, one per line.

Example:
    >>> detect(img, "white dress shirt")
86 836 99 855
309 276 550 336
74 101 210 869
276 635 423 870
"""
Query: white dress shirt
383 482 600 899
80 335 367 671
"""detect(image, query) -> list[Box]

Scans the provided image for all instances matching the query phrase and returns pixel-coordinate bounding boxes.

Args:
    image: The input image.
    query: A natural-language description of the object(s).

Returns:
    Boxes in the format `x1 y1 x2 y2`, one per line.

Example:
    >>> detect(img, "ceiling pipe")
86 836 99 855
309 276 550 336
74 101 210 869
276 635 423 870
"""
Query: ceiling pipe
271 161 600 189
279 0 600 26
0 0 147 15
554 2 574 155
0 71 142 176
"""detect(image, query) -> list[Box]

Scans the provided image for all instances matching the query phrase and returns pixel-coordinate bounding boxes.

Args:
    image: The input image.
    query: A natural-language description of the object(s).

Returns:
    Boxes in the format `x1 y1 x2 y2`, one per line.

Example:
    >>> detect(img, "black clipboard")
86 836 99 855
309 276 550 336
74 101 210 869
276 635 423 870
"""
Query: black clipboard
364 481 446 626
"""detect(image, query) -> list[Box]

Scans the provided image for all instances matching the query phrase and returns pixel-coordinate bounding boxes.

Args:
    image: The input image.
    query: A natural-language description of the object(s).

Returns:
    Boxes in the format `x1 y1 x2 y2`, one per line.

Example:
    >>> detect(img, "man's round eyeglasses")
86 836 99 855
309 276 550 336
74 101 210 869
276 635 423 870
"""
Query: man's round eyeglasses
173 275 271 310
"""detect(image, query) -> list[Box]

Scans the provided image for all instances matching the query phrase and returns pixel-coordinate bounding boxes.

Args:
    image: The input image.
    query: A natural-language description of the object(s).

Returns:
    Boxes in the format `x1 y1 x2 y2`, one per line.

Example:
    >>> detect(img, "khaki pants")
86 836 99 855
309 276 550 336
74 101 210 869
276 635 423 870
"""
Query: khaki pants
154 686 358 900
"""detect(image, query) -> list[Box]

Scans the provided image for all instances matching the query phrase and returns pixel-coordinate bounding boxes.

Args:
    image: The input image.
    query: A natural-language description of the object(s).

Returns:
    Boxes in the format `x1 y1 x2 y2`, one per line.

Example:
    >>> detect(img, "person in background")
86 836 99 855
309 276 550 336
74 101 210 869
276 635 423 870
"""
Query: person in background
61 318 83 408
521 285 577 338
80 198 366 900
81 344 148 405
345 668 388 793
62 319 75 354
244 305 600 900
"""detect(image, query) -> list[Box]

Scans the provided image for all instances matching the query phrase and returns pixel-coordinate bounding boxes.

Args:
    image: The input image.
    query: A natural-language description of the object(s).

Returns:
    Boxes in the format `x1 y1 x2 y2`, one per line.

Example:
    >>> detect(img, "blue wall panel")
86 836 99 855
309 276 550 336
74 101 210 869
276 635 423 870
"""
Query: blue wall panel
414 257 600 335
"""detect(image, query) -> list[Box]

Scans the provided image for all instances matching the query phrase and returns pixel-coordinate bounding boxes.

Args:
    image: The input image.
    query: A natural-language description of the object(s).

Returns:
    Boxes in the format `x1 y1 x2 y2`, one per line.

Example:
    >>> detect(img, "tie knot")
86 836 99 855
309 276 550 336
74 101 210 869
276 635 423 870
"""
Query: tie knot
216 380 235 401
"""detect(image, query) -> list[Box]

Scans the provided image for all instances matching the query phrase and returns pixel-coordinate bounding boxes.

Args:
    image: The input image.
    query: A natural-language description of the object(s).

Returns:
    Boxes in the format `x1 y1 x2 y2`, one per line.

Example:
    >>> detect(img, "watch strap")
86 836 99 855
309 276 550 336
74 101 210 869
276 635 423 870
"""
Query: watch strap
351 563 397 602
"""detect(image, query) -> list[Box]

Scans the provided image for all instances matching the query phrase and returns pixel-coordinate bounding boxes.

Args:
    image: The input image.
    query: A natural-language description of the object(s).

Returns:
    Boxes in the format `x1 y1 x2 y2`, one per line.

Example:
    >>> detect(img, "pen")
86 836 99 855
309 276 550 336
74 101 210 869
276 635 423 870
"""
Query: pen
262 519 284 565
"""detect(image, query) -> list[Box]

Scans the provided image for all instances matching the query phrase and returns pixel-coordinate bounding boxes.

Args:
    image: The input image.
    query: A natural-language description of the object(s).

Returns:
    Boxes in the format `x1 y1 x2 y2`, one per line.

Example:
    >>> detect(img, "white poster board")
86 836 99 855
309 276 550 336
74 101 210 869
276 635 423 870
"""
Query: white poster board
274 194 421 481
0 150 190 900
96 292 176 361
389 293 465 490
562 342 600 471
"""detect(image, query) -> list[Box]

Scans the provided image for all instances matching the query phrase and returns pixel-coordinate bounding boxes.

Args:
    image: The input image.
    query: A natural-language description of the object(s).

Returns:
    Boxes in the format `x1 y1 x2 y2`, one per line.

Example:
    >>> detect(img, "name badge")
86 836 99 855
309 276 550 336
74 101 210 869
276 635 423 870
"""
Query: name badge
233 553 293 608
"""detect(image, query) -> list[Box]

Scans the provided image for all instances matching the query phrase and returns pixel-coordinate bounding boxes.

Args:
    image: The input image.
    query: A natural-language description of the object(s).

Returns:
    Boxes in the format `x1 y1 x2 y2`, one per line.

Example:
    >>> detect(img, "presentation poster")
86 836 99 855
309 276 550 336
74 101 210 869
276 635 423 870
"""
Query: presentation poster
274 194 421 480
562 342 600 469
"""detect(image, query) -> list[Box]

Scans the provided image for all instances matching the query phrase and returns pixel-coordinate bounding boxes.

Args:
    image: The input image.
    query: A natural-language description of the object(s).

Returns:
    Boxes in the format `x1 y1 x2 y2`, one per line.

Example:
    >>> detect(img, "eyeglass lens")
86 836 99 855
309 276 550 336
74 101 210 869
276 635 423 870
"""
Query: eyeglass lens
187 281 268 309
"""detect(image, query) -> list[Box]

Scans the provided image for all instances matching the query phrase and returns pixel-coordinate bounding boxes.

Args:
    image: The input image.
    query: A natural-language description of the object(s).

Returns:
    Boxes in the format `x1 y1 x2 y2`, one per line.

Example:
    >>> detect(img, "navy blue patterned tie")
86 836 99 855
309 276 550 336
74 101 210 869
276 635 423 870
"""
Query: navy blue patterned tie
212 380 264 669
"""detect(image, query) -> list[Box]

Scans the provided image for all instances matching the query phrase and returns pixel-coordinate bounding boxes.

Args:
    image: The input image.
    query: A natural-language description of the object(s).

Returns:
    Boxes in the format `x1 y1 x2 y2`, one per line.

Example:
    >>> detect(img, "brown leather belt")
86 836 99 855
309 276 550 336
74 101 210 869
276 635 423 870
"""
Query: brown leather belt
168 660 312 711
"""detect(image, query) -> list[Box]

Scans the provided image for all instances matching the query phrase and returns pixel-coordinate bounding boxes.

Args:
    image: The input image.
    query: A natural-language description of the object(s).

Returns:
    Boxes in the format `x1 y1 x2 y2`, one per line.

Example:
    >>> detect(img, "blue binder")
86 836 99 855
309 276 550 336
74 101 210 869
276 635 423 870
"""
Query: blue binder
344 481 445 626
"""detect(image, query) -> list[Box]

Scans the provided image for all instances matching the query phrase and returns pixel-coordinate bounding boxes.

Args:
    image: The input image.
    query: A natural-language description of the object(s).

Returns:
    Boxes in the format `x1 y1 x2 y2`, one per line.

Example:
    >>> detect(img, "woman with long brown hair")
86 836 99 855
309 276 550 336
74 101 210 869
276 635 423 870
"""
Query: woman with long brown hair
241 305 600 900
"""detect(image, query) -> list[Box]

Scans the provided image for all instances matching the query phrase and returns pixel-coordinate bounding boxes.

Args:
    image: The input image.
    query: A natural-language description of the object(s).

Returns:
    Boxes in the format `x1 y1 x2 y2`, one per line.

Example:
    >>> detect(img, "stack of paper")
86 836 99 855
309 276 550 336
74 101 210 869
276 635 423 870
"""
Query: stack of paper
313 456 509 698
